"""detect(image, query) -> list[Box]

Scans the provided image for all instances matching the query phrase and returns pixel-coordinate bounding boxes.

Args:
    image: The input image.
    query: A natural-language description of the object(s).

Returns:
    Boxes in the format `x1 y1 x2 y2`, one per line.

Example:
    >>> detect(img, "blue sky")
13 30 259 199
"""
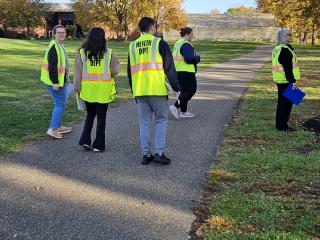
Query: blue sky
45 0 257 14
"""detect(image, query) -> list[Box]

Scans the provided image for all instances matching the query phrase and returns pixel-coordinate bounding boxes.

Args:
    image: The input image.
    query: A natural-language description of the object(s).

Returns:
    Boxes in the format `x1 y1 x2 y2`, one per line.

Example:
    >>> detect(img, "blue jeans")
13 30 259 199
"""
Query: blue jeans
137 96 168 156
46 85 67 129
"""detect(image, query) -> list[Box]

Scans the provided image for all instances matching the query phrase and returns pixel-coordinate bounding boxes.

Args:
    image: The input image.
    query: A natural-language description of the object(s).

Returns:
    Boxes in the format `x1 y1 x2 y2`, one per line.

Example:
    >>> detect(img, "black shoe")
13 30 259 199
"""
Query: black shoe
154 153 171 165
141 154 154 165
81 144 92 151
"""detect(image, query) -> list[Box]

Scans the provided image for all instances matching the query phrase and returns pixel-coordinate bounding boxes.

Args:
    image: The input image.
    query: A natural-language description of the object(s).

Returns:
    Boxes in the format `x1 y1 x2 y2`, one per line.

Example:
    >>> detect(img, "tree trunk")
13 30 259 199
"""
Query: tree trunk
116 28 122 41
301 32 307 45
27 25 30 39
311 24 316 46
73 25 76 39
124 17 129 40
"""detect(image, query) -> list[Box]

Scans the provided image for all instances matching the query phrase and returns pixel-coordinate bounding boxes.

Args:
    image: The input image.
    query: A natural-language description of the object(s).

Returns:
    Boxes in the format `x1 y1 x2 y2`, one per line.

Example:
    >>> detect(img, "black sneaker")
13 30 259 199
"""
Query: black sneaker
154 153 171 165
141 154 154 165
81 144 92 151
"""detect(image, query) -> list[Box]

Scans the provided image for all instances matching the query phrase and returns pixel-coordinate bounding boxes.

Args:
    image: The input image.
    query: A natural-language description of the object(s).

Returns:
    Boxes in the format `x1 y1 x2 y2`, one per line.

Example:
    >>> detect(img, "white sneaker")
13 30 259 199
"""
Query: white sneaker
179 111 195 118
169 105 180 119
46 128 62 139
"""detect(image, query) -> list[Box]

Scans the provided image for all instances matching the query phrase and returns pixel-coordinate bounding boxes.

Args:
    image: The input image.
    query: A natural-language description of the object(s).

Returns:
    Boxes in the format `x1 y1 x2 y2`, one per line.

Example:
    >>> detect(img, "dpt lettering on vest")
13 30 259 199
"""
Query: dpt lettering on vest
90 59 102 66
136 40 152 55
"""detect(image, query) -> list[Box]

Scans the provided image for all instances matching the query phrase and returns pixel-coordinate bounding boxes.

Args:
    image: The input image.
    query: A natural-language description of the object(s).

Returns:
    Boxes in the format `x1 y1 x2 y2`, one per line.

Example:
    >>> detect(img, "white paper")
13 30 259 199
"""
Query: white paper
66 84 74 98
76 94 85 111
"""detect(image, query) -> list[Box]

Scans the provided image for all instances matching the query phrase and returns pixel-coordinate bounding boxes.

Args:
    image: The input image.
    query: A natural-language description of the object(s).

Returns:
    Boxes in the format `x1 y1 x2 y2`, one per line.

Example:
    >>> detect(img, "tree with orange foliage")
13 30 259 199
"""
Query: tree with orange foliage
227 5 257 14
73 0 187 40
256 0 320 45
134 0 187 35
0 0 47 38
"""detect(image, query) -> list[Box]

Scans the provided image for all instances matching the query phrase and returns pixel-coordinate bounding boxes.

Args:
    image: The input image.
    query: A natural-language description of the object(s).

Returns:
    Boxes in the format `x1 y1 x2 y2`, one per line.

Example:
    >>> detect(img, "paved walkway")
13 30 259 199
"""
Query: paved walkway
0 46 271 240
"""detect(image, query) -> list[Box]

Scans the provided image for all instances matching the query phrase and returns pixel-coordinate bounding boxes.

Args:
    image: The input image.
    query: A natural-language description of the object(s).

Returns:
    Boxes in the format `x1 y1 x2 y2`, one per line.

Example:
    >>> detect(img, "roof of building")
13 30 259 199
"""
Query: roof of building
46 3 74 13
187 13 277 27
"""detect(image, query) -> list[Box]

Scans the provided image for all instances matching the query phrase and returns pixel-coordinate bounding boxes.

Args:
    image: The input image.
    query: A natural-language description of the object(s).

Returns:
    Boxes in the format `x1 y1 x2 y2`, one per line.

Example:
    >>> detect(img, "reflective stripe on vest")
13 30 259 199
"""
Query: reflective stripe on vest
80 48 112 82
173 38 196 73
131 62 163 74
173 56 184 62
129 34 167 97
40 40 66 87
272 63 299 72
42 64 65 74
272 44 301 83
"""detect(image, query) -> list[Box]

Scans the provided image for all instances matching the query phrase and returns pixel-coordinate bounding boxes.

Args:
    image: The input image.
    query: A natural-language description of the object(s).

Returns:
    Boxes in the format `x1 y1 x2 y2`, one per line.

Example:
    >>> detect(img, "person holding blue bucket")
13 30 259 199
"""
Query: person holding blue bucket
272 28 301 131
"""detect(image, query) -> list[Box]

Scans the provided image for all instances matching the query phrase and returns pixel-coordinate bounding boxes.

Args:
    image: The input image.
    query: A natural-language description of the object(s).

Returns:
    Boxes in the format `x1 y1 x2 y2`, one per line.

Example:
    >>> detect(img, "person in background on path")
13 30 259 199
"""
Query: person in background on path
169 27 201 119
73 27 120 152
127 17 180 165
272 28 301 131
40 25 72 139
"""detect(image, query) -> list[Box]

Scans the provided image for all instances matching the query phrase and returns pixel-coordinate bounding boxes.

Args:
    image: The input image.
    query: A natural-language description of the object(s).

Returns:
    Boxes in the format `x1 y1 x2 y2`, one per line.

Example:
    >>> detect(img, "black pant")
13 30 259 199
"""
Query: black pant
276 83 293 131
174 72 197 112
79 102 109 150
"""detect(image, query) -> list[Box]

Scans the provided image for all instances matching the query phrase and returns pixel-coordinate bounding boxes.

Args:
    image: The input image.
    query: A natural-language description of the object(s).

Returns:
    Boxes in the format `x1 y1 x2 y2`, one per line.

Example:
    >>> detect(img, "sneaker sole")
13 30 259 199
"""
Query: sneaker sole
57 129 72 134
154 159 171 165
46 132 62 139
93 149 104 153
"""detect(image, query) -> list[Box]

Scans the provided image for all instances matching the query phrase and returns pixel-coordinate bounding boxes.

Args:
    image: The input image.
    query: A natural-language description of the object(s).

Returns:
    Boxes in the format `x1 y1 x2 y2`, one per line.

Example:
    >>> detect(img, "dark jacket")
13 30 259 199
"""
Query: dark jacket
127 39 180 93
180 42 200 72
278 44 296 83
48 45 68 84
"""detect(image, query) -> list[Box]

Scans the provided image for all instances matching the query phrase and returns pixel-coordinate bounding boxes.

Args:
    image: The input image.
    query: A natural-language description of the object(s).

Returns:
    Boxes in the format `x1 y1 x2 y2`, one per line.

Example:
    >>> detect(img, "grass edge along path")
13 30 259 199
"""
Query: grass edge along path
190 45 320 240
0 39 261 157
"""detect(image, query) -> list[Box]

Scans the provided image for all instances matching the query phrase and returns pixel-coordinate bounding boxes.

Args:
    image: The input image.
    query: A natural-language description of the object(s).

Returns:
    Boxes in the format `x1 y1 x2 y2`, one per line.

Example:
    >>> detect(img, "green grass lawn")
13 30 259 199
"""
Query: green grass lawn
195 45 320 240
0 38 260 156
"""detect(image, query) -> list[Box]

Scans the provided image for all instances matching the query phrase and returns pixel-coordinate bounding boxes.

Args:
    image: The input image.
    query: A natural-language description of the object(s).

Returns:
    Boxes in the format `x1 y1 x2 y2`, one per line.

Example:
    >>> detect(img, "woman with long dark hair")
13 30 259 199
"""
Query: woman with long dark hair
73 27 120 152
169 27 201 119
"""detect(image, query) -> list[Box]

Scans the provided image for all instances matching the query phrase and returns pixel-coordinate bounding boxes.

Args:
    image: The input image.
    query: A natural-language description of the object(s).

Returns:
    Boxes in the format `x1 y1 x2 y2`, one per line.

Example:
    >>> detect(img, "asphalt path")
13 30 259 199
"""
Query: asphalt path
0 45 271 240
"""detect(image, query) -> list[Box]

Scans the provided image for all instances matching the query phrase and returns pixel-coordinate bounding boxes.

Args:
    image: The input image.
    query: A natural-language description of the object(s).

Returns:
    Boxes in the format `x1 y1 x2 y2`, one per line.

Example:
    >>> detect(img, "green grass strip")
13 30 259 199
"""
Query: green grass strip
203 45 320 240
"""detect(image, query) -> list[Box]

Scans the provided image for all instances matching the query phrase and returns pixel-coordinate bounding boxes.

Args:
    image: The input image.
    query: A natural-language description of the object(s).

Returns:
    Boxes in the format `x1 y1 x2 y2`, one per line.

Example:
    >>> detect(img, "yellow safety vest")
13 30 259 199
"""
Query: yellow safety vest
173 38 196 73
129 34 167 97
79 48 116 104
272 44 301 83
40 40 67 87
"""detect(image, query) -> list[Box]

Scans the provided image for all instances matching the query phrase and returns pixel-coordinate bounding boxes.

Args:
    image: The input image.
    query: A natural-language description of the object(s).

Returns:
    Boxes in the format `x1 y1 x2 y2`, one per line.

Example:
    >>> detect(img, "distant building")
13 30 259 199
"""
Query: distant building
164 13 279 42
46 3 75 29
44 3 77 38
